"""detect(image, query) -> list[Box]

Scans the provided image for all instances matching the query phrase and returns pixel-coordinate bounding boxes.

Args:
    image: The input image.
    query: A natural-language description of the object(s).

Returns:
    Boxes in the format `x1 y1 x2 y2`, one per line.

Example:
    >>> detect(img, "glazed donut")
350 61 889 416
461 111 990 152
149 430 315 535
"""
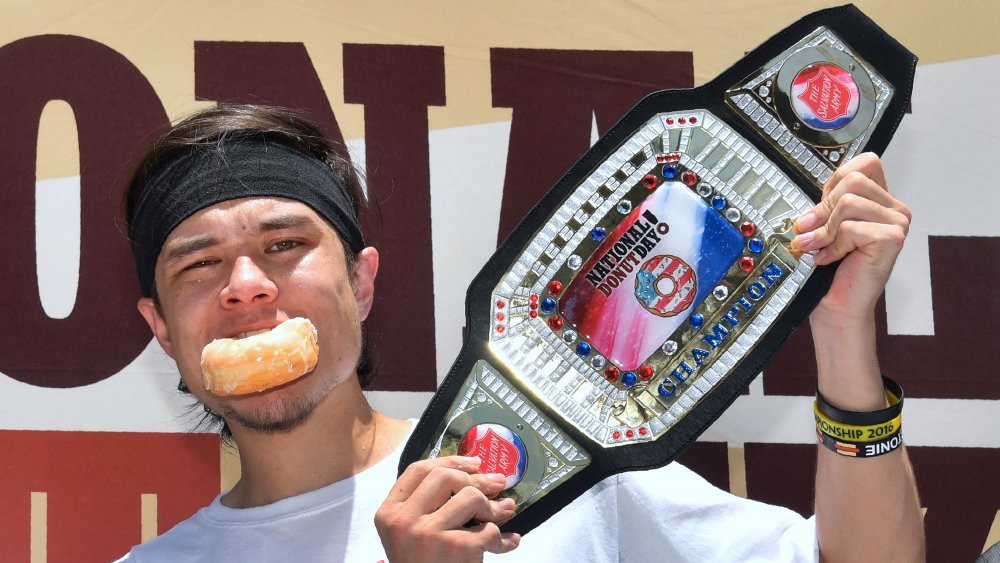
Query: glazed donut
200 317 319 396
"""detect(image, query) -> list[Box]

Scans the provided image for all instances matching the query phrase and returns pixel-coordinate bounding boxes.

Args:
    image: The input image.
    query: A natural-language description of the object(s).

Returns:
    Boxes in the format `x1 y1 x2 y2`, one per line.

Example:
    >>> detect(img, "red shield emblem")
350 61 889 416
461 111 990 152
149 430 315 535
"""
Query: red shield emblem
461 428 520 477
795 64 854 123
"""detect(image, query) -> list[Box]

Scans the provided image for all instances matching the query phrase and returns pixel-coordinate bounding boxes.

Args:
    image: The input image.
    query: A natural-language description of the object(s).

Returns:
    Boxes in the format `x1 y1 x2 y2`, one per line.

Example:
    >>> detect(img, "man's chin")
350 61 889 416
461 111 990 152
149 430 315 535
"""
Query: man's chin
220 394 318 434
217 372 332 434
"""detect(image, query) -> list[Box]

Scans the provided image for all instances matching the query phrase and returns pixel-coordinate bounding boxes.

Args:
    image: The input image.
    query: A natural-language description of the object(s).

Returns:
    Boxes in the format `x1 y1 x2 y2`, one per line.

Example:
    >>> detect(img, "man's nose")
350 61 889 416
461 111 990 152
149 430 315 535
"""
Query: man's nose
220 256 277 307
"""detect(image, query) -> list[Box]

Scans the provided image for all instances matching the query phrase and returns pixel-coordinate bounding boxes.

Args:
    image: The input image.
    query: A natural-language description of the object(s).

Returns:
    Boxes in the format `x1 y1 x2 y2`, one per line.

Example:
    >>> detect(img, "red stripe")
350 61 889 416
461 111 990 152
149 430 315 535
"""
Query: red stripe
835 442 859 453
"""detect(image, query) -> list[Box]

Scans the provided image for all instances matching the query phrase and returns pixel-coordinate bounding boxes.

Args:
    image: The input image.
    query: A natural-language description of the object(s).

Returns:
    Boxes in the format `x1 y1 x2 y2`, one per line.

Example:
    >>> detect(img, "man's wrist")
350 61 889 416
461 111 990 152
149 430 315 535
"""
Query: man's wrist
809 300 878 335
810 307 886 410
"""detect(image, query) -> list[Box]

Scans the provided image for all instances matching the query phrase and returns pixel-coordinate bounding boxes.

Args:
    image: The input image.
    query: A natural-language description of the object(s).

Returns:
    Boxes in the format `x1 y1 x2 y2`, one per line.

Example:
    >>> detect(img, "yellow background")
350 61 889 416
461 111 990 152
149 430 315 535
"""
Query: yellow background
11 0 1000 180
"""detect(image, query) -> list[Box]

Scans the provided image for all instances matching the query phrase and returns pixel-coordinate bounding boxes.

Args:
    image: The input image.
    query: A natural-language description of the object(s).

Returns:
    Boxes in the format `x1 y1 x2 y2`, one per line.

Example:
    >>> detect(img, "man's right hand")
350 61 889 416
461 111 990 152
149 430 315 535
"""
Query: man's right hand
375 456 521 562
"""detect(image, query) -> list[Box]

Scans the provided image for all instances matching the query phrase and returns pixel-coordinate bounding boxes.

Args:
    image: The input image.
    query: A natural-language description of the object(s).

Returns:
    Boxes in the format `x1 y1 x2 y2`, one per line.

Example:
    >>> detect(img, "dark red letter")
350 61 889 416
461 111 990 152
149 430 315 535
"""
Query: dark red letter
343 44 446 391
0 35 169 387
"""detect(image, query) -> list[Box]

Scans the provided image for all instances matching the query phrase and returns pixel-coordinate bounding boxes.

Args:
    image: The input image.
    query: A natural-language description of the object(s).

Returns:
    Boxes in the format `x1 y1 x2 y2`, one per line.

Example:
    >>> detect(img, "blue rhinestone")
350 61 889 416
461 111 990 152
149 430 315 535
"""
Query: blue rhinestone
690 313 704 328
712 195 726 210
591 227 607 242
662 165 678 179
622 372 637 386
576 342 591 357
540 298 557 314
658 382 675 398
748 238 764 253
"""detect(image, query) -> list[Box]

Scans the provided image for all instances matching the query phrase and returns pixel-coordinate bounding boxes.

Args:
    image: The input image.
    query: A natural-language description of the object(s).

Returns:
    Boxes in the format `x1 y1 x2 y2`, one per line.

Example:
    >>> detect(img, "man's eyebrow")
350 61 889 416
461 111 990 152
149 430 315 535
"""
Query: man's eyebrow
259 213 319 232
162 236 218 264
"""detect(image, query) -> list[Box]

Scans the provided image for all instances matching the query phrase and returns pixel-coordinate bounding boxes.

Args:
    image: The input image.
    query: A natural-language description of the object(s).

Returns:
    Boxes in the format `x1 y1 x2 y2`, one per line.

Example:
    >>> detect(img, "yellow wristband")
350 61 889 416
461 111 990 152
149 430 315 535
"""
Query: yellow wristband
814 401 902 443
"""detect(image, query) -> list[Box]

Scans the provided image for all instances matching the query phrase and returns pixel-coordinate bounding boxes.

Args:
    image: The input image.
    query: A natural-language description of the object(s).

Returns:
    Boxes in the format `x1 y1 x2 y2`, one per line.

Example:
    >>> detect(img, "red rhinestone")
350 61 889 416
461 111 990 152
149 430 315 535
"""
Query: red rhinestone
670 153 680 162
548 280 563 295
740 221 757 237
642 174 658 190
689 116 698 124
529 310 538 319
548 315 563 330
612 431 621 440
496 313 505 321
530 302 538 310
681 170 698 187
496 325 505 333
740 256 755 272
604 366 620 382
678 117 687 125
656 154 666 163
638 364 654 380
639 427 648 436
626 429 635 438
496 300 505 309
530 293 539 302
666 117 675 125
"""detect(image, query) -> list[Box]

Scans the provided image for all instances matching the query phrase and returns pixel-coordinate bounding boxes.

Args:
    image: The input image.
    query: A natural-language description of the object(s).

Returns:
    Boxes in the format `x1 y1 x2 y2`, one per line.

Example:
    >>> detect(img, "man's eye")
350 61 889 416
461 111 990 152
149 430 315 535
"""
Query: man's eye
183 259 218 271
269 240 302 252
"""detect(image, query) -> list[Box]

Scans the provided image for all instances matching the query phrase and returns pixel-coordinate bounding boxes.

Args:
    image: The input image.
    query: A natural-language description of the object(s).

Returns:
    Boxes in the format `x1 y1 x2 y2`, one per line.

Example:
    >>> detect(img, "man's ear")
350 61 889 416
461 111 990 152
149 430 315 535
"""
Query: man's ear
137 297 174 358
352 247 379 322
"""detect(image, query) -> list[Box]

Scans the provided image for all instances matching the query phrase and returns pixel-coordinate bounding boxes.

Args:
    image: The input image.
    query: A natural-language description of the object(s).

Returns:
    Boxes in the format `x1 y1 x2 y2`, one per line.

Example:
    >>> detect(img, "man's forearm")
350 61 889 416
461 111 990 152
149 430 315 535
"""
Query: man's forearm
811 314 924 562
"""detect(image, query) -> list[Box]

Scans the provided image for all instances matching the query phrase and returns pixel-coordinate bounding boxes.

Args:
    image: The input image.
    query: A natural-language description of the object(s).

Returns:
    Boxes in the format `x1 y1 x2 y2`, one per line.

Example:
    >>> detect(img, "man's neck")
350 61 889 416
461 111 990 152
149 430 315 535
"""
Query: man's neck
220 383 411 508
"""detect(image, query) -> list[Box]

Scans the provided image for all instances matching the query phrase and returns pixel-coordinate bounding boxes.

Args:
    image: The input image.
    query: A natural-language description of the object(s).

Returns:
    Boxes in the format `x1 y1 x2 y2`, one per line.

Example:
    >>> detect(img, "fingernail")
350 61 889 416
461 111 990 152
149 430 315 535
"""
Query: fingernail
795 211 819 233
499 497 517 511
500 533 521 551
792 231 815 250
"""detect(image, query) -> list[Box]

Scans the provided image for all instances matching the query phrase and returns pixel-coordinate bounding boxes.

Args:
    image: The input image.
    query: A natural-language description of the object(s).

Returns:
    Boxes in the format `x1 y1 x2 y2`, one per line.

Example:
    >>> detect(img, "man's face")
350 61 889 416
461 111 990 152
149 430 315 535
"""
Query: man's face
137 197 377 433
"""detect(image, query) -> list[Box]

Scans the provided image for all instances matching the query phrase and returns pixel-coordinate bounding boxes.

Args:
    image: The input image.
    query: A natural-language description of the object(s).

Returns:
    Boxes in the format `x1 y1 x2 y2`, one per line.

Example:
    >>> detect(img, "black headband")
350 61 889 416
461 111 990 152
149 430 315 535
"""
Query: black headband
128 135 365 297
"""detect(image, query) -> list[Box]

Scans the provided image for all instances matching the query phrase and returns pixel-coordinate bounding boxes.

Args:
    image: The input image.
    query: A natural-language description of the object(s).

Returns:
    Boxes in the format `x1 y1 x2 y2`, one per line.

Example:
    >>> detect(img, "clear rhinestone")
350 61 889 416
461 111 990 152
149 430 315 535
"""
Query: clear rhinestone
562 330 577 343
758 85 770 97
475 392 487 403
725 208 741 222
617 200 632 214
661 340 679 355
697 183 713 197
713 285 729 300
591 356 606 369
568 255 582 270
829 151 840 162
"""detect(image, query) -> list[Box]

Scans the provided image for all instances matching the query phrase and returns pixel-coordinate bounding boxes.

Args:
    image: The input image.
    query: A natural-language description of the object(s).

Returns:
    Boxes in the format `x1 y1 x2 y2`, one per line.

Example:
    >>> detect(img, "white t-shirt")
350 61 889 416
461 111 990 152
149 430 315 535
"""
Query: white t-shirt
117 434 817 562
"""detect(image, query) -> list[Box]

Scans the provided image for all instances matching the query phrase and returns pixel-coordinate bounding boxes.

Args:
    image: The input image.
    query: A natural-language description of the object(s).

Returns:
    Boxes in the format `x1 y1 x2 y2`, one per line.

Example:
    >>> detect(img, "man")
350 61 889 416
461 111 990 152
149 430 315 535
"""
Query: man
117 104 923 562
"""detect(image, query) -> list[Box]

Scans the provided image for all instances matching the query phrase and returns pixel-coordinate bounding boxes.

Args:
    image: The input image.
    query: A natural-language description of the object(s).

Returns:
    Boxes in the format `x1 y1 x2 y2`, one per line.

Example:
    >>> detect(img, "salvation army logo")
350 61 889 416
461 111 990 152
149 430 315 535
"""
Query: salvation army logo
790 62 860 131
634 255 697 317
458 423 528 489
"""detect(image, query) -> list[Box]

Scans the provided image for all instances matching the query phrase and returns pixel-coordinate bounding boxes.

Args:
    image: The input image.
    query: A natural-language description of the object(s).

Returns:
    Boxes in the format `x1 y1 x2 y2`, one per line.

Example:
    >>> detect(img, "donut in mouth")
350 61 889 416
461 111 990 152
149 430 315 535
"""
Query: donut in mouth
200 317 319 396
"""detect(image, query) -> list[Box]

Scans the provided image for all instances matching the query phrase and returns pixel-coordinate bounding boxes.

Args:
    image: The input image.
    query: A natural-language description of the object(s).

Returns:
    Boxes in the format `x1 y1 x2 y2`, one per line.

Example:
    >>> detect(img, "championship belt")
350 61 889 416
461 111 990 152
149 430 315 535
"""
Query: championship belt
399 4 916 533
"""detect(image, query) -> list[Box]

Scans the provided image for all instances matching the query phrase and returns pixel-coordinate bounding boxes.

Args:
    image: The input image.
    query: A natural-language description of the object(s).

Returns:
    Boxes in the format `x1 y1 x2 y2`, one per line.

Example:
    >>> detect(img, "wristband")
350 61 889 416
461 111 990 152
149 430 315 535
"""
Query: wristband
816 375 903 426
816 426 903 458
814 402 902 443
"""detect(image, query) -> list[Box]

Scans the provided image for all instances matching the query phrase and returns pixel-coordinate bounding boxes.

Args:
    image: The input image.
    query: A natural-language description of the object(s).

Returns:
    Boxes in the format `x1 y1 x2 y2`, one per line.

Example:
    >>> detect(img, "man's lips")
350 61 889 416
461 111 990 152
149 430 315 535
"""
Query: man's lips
221 320 286 340
233 328 271 339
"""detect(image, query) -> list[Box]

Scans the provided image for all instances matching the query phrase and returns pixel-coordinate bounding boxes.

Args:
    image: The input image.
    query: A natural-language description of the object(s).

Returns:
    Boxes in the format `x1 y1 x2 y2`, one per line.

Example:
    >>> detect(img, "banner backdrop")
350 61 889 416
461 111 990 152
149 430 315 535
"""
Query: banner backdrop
0 1 997 561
